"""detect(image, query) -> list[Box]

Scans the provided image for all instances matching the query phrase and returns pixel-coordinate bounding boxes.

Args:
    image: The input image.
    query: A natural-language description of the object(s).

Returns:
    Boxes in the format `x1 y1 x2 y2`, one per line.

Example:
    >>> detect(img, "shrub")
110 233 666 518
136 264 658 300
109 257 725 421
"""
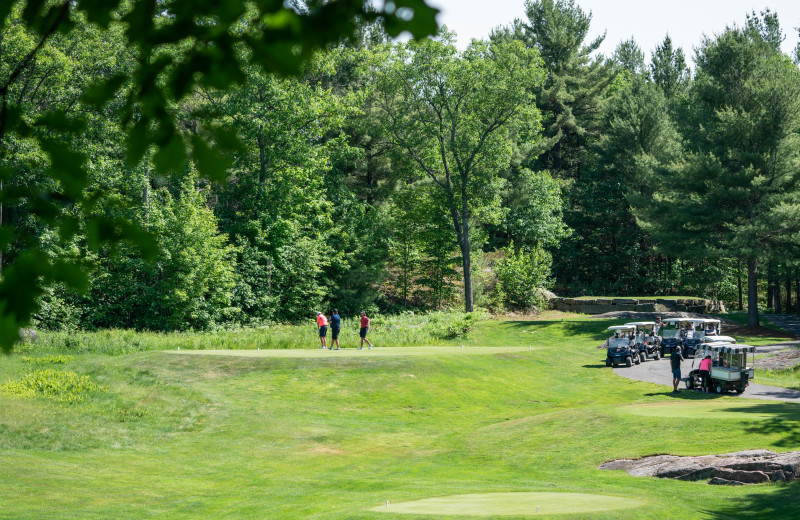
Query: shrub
0 369 100 404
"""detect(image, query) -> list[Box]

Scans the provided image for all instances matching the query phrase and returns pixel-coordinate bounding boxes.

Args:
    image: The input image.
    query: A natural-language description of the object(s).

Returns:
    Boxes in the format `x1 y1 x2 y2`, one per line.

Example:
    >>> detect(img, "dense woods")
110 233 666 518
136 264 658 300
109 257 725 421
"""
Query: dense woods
2 0 800 344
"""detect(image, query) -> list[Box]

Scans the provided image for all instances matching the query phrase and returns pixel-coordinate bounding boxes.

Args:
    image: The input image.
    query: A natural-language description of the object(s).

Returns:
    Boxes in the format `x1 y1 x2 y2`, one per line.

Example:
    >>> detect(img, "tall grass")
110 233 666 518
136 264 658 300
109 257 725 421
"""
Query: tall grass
28 310 488 355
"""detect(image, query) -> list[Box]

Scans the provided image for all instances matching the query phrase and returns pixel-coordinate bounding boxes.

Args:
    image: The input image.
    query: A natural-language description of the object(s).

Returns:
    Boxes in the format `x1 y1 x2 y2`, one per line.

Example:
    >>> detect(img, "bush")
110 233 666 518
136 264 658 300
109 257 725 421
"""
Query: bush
494 244 553 310
0 369 99 404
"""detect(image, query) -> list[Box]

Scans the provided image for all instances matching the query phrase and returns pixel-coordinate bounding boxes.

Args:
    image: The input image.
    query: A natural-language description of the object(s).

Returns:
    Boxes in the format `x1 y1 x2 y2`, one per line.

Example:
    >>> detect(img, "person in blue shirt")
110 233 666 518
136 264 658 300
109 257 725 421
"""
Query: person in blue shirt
330 309 342 350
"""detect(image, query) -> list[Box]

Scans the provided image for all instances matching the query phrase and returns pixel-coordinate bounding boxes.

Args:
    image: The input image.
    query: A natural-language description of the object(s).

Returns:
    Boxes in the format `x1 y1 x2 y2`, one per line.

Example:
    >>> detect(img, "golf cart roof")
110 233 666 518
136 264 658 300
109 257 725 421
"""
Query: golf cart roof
704 335 736 343
664 318 689 324
706 344 756 354
624 321 655 327
608 325 635 331
692 318 720 325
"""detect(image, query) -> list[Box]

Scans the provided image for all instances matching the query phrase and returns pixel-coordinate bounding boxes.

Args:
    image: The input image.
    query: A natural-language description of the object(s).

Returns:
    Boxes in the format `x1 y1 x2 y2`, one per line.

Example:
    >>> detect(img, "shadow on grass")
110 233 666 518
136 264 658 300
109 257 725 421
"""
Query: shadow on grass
701 481 800 519
643 391 725 401
582 364 609 369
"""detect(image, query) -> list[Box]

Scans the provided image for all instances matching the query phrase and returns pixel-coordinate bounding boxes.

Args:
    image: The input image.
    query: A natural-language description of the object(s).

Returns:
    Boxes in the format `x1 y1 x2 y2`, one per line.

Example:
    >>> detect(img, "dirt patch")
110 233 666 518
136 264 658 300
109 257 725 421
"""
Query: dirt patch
756 349 800 371
601 450 800 485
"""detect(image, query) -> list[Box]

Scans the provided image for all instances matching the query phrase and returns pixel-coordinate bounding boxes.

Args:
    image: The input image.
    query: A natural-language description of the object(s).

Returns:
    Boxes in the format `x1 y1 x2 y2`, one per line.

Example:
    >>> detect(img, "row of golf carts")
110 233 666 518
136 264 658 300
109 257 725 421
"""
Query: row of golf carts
604 318 756 394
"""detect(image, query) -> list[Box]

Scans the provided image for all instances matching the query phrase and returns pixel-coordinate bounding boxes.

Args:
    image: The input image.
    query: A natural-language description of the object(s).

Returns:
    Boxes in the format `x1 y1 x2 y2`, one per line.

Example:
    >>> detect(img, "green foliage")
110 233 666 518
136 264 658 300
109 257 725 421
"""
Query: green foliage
369 33 545 311
21 355 74 365
0 368 99 403
494 244 552 309
0 0 439 352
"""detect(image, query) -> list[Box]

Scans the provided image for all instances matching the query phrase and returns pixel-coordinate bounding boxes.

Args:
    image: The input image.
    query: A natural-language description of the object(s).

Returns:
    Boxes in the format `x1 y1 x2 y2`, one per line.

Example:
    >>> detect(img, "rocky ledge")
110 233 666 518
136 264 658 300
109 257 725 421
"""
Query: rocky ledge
600 450 800 485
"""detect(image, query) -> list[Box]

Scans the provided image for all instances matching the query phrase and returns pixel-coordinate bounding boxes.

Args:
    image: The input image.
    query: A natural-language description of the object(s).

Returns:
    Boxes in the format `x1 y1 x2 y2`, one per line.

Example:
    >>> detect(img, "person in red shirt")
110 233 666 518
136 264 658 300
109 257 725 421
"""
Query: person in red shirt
316 312 329 349
358 310 373 350
698 354 712 393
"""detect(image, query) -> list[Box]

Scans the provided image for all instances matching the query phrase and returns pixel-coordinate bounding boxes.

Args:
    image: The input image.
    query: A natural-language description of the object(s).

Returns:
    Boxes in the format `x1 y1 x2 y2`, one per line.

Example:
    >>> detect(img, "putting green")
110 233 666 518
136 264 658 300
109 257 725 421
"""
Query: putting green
623 401 800 420
167 346 533 359
371 492 645 516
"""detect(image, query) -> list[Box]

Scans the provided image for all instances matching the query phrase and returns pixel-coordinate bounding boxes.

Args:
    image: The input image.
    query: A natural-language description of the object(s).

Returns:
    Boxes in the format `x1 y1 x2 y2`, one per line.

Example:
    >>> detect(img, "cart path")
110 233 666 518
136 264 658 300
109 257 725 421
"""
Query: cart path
613 357 800 403
763 314 800 337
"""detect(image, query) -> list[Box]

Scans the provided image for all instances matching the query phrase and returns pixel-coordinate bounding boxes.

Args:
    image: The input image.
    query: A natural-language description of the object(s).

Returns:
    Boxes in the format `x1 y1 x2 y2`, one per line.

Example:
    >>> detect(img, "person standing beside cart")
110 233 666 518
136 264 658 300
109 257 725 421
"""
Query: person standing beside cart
698 354 712 393
670 345 684 393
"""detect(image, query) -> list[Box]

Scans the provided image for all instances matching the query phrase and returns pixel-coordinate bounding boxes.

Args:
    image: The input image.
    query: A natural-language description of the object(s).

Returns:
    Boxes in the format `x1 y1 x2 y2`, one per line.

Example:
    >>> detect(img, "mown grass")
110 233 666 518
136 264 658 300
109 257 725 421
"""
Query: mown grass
1 313 799 519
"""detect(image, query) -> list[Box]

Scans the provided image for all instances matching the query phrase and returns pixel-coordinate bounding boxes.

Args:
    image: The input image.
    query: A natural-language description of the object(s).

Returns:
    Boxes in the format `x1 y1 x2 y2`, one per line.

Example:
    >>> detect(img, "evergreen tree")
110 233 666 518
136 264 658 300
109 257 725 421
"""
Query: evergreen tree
636 14 800 325
650 34 689 99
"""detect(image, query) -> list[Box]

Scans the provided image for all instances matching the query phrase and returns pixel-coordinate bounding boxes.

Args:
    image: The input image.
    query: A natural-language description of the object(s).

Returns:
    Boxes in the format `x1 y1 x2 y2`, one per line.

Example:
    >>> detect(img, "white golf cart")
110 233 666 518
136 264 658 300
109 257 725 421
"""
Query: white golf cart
685 343 756 394
624 321 660 361
605 325 639 367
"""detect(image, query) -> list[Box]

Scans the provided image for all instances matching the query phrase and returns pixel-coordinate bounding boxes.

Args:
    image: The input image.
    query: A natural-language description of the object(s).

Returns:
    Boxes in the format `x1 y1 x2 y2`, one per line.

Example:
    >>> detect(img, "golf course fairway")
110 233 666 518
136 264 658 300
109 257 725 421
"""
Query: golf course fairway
622 400 800 421
168 345 533 358
372 492 646 516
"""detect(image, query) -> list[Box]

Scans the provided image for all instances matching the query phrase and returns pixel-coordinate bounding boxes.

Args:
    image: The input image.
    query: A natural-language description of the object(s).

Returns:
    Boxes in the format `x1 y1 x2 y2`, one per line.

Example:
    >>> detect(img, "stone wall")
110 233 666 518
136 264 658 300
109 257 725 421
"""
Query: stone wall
549 297 726 315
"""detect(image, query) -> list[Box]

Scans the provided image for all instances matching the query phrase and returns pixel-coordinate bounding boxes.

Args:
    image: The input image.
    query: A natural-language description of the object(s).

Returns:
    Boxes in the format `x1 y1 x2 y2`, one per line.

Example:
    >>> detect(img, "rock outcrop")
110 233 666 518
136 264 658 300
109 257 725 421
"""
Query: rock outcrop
600 450 800 485
549 297 726 315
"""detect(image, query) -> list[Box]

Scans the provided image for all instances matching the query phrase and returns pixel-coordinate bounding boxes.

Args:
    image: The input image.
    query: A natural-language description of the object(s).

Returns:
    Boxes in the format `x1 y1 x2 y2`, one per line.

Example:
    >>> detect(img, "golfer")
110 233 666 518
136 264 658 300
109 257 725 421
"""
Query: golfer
358 310 373 350
671 345 684 393
330 309 341 350
317 312 329 349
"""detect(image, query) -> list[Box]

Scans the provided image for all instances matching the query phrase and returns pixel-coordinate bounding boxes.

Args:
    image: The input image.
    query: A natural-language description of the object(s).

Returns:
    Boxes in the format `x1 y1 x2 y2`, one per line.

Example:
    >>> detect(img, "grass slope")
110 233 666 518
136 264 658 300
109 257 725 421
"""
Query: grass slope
1 314 799 519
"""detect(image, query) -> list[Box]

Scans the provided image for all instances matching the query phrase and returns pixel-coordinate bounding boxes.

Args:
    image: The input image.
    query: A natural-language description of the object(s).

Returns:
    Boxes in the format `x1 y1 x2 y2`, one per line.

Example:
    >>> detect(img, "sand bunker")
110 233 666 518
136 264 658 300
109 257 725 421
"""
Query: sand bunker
372 492 645 516
601 450 800 485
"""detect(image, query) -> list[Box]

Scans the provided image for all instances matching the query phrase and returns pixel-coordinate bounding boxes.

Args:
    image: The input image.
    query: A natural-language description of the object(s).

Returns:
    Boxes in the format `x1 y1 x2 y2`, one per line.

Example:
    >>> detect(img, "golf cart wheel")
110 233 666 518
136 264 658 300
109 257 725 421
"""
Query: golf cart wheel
634 356 640 365
605 358 612 367
715 383 724 394
625 356 632 367
639 353 646 363
735 384 745 394
653 351 660 361
686 377 694 390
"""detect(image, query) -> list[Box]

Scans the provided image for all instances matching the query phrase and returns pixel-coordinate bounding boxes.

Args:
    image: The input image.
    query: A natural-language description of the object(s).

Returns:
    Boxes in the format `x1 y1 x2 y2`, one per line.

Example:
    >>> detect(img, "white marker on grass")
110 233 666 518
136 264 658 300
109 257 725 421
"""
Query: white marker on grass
386 500 390 507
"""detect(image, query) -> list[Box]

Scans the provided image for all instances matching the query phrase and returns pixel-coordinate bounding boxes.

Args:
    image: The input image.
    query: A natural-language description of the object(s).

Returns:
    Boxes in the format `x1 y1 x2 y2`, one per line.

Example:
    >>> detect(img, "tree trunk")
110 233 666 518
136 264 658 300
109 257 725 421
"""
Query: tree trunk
459 224 473 313
737 261 743 311
747 258 759 327
766 261 775 310
785 275 792 314
775 274 782 314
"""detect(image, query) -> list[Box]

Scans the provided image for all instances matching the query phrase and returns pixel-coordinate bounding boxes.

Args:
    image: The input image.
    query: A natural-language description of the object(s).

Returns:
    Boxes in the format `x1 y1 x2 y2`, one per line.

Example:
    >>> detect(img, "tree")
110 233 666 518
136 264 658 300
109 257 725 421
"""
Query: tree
650 34 689 99
614 38 646 76
370 35 545 311
636 14 800 326
520 0 614 178
0 0 439 351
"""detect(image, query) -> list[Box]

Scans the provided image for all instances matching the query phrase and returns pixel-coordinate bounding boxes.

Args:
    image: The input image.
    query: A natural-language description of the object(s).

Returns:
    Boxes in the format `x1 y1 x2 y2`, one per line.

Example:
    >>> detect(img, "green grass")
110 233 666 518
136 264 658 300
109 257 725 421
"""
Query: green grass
373 492 646 516
2 313 800 519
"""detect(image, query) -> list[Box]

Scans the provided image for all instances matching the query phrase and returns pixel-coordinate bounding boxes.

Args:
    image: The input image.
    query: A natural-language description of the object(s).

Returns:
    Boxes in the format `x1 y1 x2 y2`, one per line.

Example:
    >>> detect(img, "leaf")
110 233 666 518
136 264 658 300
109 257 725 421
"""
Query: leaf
76 0 124 28
126 119 150 165
153 132 187 175
82 74 128 107
383 0 439 39
39 139 89 199
191 134 231 182
50 260 89 292
36 111 87 134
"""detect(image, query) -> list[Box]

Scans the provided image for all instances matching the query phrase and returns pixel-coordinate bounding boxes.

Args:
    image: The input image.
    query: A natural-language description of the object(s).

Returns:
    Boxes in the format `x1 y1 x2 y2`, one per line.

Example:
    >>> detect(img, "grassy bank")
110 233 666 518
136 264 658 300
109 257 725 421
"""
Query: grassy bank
1 313 799 519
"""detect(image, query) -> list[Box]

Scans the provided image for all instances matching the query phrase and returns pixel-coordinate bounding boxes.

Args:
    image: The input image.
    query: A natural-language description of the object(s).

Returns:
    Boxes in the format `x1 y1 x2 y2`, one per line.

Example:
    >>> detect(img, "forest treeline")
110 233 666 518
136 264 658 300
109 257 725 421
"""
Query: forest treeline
2 0 800 334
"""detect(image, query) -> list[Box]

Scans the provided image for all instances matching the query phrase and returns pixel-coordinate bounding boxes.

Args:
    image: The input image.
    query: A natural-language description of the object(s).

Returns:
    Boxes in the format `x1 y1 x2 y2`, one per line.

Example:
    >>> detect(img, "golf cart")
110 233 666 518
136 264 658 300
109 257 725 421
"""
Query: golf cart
625 322 660 361
685 343 756 394
605 325 639 367
681 319 712 358
659 319 685 357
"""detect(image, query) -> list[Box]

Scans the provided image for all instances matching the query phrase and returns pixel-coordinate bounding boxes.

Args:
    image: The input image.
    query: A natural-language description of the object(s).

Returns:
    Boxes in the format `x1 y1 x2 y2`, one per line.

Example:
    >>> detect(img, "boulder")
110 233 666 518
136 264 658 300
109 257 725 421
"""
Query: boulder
600 450 800 485
635 303 656 312
615 304 637 311
674 304 687 311
611 298 638 304
19 328 38 342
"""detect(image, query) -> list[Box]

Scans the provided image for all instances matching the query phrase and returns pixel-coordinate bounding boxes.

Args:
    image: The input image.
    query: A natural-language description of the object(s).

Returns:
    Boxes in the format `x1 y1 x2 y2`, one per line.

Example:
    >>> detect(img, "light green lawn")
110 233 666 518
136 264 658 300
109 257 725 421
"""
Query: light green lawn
1 314 798 519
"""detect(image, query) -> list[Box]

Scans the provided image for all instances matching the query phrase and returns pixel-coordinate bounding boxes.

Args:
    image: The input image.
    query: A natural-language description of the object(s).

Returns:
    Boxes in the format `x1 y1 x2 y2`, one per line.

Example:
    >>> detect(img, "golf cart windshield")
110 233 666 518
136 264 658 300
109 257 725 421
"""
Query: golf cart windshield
608 338 630 348
662 329 681 339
